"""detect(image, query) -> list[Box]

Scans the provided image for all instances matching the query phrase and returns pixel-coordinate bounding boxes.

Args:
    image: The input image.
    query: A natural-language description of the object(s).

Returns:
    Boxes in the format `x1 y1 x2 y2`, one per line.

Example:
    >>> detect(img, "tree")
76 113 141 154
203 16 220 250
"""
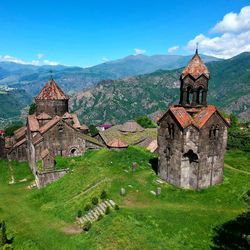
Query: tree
136 116 157 128
4 121 23 137
28 103 37 115
89 125 99 136
100 190 107 200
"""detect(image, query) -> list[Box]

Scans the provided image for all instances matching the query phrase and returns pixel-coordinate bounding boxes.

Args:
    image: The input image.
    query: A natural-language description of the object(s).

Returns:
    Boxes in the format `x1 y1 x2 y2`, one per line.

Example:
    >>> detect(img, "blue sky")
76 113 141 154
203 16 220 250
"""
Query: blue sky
0 0 249 67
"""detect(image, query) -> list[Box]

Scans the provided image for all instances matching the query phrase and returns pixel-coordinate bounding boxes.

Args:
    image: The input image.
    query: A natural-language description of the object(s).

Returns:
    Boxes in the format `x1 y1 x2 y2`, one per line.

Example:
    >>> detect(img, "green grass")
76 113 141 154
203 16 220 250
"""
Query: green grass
225 150 250 172
0 147 249 250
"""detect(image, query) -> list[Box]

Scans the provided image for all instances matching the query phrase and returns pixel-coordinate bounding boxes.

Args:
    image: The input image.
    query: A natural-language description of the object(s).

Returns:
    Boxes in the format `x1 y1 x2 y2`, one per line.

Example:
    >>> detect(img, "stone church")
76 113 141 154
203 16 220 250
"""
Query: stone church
157 50 230 190
5 78 103 171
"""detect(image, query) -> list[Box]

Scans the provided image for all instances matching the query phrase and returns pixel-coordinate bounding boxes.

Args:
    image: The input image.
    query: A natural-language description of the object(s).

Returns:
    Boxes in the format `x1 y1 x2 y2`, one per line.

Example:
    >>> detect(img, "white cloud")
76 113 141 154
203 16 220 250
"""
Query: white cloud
168 45 179 54
134 48 146 55
185 6 250 58
212 6 250 33
0 55 27 64
43 60 59 66
0 54 60 66
37 53 44 59
101 57 109 62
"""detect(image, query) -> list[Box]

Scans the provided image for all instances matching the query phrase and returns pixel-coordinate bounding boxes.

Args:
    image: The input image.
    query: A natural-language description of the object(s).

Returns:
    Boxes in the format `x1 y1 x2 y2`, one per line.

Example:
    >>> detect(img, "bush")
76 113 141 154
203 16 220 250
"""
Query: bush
114 204 120 210
0 220 7 246
4 122 23 137
82 221 91 231
105 206 110 215
92 197 98 206
100 190 107 200
3 244 13 250
89 125 99 137
77 210 82 218
97 214 103 221
28 103 37 115
84 204 91 211
136 115 157 128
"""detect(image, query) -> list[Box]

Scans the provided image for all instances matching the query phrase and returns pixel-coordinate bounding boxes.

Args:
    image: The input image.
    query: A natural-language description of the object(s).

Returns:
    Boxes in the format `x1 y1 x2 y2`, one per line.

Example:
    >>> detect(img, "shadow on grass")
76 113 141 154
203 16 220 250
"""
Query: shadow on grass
211 211 250 250
149 157 158 174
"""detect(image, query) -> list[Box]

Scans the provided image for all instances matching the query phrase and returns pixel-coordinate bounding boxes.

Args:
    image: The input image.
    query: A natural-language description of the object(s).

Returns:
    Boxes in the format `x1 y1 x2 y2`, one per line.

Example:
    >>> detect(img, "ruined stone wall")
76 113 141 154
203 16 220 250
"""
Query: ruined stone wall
35 169 69 188
7 142 27 162
158 114 183 187
0 137 6 159
36 99 68 117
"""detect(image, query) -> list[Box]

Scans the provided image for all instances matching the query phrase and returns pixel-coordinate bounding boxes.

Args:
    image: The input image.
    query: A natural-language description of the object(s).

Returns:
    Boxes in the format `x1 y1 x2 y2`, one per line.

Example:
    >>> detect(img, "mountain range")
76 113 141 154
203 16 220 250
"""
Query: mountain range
70 52 250 124
2 53 250 125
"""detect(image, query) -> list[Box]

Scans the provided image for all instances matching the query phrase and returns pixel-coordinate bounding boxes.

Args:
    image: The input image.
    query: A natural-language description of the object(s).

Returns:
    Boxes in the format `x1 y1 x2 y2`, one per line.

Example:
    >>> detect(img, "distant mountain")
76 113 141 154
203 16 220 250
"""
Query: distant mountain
70 52 250 124
0 54 220 97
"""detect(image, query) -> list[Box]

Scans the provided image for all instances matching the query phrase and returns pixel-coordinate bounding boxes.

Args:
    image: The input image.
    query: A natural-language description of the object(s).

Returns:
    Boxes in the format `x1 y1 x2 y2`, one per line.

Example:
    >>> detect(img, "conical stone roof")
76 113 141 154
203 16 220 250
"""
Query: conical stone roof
181 51 210 79
35 79 68 100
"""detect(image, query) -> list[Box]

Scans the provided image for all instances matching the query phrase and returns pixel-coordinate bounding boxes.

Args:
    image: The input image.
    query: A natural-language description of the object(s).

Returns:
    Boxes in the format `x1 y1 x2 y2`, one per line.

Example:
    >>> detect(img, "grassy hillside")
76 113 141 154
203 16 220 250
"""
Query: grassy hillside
0 147 249 249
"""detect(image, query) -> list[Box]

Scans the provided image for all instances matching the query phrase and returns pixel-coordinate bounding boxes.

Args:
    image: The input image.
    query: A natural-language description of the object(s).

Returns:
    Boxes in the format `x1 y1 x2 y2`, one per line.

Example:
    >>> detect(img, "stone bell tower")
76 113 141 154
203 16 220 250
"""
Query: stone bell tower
157 49 229 190
179 49 210 107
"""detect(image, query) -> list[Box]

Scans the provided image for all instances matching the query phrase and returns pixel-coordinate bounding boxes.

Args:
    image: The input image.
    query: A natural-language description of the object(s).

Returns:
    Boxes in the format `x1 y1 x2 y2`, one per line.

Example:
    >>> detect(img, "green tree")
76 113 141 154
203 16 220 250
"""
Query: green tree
89 125 99 136
28 103 37 115
136 116 157 128
4 121 23 137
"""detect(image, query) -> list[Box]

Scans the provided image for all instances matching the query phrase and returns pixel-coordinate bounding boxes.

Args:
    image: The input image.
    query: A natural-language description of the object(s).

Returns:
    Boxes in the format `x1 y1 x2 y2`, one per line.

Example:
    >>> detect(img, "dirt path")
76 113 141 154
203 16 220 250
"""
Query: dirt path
225 164 250 175
8 162 15 184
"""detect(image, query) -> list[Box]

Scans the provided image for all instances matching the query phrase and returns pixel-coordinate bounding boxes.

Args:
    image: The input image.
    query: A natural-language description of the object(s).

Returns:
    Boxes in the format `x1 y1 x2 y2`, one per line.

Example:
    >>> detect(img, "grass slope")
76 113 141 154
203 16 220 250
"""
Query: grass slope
0 147 249 249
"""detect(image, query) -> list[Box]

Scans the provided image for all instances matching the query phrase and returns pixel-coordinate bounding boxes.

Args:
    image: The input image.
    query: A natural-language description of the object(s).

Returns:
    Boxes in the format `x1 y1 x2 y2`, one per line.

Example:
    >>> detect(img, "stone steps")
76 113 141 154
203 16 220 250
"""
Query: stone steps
77 199 117 226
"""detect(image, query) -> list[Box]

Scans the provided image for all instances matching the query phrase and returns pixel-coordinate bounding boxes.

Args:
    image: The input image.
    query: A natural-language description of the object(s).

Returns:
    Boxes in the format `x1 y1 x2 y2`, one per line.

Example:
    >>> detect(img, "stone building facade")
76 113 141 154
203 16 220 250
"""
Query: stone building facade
5 79 104 172
157 50 230 190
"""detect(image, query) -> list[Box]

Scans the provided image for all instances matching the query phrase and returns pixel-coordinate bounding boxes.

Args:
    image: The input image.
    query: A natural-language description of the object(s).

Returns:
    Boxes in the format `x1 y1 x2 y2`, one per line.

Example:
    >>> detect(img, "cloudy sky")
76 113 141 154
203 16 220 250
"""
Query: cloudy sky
0 0 249 66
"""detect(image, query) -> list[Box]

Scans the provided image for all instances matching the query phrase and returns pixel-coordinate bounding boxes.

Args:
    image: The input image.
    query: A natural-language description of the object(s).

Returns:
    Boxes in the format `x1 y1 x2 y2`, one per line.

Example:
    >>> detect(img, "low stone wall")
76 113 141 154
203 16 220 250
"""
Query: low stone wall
35 168 70 188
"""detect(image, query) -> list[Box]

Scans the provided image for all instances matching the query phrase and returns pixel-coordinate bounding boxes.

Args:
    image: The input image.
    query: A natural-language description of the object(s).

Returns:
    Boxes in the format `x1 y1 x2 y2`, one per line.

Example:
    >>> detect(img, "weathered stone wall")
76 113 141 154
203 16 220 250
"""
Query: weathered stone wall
0 137 6 159
34 121 86 160
158 114 183 187
7 142 27 162
36 99 69 117
86 140 103 150
35 169 69 188
158 112 228 190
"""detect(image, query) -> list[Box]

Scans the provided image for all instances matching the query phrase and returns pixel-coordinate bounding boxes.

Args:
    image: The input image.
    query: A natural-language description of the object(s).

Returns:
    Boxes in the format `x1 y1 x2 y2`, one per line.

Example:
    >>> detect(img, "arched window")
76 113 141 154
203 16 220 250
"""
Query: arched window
197 87 203 105
170 124 175 139
187 86 192 104
164 147 171 160
215 125 219 139
209 125 219 139
165 123 170 139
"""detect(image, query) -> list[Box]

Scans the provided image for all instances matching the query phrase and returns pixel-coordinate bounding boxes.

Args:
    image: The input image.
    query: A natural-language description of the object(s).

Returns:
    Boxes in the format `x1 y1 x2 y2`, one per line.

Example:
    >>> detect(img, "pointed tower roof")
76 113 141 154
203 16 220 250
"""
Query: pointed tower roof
181 50 210 80
35 79 68 100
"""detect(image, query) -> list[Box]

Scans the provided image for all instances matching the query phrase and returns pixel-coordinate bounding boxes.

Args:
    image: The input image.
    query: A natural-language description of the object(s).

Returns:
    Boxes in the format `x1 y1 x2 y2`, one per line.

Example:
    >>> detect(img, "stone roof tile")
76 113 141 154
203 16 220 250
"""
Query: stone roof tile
35 79 68 100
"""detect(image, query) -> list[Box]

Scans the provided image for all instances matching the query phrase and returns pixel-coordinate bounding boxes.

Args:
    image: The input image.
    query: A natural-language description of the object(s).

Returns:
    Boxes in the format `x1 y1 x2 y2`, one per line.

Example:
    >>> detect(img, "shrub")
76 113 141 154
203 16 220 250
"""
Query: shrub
92 197 98 206
84 204 91 211
114 204 120 210
97 214 103 221
77 210 82 218
82 221 91 231
1 220 7 246
136 115 157 128
105 206 110 215
89 125 99 137
3 244 13 250
100 190 107 200
28 103 37 115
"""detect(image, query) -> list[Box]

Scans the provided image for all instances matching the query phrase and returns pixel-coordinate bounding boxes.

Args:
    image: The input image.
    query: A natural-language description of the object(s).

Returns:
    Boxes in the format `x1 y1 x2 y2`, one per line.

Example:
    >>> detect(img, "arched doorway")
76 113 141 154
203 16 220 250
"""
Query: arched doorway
182 149 199 189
